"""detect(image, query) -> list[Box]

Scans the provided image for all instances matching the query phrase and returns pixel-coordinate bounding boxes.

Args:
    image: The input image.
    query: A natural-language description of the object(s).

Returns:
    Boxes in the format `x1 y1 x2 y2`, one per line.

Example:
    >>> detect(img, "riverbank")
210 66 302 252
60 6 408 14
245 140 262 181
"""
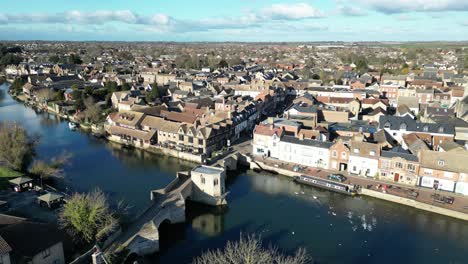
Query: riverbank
244 154 468 221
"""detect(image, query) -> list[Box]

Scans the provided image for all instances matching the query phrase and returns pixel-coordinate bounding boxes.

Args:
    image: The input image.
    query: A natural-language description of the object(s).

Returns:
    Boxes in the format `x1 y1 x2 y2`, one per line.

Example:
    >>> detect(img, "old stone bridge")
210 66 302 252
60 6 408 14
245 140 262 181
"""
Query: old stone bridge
99 152 242 260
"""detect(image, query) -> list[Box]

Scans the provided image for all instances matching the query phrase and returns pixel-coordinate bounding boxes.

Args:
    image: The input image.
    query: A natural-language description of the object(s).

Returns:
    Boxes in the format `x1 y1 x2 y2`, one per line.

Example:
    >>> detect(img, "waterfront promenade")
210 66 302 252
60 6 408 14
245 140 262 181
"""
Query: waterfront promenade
249 153 468 219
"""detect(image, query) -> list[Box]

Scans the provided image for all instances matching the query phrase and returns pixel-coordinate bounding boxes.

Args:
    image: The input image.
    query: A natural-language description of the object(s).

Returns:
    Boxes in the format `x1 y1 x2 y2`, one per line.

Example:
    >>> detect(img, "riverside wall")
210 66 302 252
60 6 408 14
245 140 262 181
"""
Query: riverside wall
243 154 468 222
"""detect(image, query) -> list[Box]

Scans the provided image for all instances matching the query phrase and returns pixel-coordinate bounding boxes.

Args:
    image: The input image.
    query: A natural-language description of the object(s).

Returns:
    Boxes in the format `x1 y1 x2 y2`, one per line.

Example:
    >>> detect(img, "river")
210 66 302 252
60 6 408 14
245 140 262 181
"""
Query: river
1 83 467 264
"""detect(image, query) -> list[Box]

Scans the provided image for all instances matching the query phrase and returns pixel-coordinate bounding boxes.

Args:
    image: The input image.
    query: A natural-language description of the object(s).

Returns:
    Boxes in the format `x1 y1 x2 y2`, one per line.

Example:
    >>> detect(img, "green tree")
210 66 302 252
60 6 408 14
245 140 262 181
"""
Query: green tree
193 234 310 264
105 81 118 94
59 189 118 243
84 86 94 96
0 122 37 171
68 53 83 64
9 78 25 94
121 82 131 91
49 55 60 64
147 82 160 102
54 90 65 101
218 59 229 68
0 53 22 66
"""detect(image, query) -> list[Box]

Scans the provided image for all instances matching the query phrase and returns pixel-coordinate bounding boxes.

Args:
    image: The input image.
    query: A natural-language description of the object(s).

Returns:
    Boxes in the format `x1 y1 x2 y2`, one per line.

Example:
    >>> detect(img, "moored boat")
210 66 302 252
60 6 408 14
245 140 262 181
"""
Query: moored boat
293 175 358 196
68 122 78 130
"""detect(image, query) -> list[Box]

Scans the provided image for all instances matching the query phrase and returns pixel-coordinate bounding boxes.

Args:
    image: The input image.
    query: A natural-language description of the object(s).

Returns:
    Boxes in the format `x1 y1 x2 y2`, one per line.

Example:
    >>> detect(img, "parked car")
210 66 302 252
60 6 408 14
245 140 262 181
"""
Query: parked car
327 174 347 183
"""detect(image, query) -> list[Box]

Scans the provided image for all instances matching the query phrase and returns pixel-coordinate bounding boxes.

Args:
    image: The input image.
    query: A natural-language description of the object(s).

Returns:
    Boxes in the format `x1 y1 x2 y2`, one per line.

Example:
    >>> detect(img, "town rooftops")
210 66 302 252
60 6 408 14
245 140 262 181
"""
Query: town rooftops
379 115 455 135
0 222 68 258
281 135 333 149
381 150 419 162
254 124 284 137
419 150 468 173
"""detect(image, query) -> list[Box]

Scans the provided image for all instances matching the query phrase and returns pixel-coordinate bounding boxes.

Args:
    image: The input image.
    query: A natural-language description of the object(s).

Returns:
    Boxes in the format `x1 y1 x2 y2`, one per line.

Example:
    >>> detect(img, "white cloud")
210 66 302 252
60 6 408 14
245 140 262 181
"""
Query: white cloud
355 0 468 14
0 3 327 34
337 5 367 16
0 10 172 26
261 3 324 20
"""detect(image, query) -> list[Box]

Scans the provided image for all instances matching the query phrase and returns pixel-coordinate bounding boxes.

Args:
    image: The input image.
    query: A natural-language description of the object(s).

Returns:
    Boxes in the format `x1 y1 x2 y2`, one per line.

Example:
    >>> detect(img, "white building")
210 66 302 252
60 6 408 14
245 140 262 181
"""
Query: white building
276 135 332 169
191 166 227 206
348 141 380 178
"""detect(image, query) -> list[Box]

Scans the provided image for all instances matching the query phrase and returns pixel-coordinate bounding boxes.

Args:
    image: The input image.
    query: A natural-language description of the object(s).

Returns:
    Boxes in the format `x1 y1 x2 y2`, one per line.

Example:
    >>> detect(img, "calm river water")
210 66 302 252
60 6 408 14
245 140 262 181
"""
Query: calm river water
1 83 467 264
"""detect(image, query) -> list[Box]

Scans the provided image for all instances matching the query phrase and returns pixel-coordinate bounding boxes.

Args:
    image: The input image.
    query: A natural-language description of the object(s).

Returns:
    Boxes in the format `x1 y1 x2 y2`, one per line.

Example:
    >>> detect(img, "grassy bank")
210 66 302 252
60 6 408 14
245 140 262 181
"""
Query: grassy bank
0 166 23 190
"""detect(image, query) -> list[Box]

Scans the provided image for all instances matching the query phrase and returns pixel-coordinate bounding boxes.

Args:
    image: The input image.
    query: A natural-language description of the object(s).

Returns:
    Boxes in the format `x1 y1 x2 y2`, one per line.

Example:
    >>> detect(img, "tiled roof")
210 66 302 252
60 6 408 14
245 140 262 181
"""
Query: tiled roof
379 115 455 135
281 135 332 149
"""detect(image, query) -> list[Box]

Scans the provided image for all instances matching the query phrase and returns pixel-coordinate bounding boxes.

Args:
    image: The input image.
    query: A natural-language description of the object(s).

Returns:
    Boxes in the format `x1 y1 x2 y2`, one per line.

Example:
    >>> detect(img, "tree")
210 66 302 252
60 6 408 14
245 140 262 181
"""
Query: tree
68 53 83 64
105 81 118 94
9 78 25 94
49 55 60 64
84 86 94 96
54 90 65 101
121 82 131 91
83 97 102 124
0 53 22 66
29 153 71 188
218 59 229 69
35 88 55 103
147 82 160 102
0 122 37 171
193 234 310 264
59 189 118 243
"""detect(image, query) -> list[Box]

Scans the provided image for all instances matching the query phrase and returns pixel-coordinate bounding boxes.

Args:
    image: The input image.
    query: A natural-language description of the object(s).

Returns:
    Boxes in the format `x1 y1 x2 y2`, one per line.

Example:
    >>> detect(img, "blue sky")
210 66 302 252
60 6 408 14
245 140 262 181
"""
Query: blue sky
0 0 467 41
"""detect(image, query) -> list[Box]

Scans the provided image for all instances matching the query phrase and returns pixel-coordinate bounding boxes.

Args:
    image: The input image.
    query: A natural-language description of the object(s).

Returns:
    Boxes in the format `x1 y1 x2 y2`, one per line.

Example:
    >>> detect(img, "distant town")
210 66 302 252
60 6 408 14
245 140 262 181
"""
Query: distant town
1 41 468 263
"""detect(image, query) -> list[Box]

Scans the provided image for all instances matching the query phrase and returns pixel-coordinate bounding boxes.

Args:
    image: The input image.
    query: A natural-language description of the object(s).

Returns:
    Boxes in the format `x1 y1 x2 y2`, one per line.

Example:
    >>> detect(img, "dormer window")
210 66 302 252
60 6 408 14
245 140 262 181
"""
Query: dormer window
400 123 407 131
370 151 376 156
438 127 444 133
423 126 428 132
437 160 445 166
384 122 391 129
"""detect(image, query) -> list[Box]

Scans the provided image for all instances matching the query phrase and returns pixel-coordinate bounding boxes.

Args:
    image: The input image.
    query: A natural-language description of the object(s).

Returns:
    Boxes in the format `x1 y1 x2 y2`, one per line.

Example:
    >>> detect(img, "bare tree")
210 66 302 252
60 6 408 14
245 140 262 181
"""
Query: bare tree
0 121 37 171
193 234 311 264
83 97 102 124
35 88 55 103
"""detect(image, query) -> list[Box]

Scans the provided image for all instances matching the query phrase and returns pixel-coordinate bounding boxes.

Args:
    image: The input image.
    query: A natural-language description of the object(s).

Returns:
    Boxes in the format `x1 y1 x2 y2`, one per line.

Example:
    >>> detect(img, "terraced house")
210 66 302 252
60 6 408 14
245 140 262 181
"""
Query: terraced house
379 150 420 186
418 150 468 195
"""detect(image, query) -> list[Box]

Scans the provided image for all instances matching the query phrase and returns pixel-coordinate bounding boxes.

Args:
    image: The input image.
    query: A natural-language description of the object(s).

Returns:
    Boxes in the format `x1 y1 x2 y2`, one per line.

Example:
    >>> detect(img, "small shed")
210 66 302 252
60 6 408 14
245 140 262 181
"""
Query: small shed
9 177 34 192
37 193 64 209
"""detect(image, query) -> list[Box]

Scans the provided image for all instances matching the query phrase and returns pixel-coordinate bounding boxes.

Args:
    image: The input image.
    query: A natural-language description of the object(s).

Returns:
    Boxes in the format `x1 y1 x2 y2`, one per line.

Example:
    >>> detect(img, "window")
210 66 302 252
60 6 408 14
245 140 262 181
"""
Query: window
188 137 193 143
407 164 416 172
399 123 407 131
437 160 445 166
198 139 203 145
369 150 376 156
42 248 51 258
423 126 428 132
384 122 391 128
201 176 205 184
381 160 390 169
341 152 347 159
353 148 359 154
179 135 184 141
395 162 403 169
332 151 337 157
438 127 444 133
214 179 219 186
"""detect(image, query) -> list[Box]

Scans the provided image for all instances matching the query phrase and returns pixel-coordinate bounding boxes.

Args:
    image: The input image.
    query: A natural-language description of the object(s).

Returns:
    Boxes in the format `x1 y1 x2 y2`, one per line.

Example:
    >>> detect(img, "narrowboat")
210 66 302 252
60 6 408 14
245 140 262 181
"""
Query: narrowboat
293 175 358 196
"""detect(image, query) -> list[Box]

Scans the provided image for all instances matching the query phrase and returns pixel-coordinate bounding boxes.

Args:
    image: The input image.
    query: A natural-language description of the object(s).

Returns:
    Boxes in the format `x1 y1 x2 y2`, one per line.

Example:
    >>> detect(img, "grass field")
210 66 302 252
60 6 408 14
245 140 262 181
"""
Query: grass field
0 166 23 190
